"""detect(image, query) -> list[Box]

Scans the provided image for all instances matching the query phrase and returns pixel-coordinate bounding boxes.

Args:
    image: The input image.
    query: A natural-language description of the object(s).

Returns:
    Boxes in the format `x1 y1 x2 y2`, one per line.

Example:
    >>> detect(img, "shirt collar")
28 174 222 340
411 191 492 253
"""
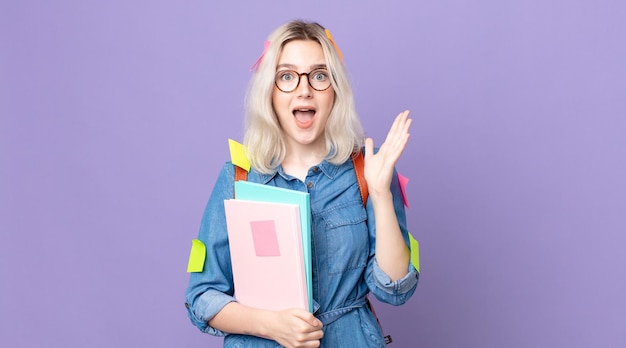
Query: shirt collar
254 159 340 183
317 159 338 179
256 170 278 184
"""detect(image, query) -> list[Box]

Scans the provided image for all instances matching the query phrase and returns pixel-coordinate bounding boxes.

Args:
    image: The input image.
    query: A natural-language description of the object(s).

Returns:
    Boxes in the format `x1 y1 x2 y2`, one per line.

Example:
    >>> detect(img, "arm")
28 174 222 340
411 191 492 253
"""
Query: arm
364 110 413 281
184 163 323 347
210 303 323 347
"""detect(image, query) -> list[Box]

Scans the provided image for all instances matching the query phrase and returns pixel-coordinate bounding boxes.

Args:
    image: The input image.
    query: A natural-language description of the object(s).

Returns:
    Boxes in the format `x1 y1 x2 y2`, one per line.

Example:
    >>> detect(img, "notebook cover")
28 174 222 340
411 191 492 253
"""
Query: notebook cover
234 181 313 312
224 199 308 312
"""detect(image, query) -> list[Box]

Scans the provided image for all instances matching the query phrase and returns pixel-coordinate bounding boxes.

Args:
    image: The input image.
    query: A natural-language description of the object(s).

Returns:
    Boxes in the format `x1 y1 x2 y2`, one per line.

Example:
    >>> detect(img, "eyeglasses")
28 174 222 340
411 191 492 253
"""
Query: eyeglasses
274 68 332 93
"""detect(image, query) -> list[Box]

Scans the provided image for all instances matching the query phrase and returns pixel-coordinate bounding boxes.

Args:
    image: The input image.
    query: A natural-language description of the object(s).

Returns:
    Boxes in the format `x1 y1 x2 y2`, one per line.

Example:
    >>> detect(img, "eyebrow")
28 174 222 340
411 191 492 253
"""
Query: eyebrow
276 63 327 71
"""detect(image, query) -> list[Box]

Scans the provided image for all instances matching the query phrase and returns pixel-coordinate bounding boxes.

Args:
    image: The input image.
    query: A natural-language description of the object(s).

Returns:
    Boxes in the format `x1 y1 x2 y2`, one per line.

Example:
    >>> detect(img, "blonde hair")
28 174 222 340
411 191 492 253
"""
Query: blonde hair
243 20 364 174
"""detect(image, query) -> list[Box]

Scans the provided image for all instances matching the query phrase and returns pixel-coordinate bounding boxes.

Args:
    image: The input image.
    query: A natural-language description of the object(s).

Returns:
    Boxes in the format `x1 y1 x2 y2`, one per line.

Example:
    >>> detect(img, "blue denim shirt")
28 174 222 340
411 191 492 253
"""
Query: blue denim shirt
185 158 419 347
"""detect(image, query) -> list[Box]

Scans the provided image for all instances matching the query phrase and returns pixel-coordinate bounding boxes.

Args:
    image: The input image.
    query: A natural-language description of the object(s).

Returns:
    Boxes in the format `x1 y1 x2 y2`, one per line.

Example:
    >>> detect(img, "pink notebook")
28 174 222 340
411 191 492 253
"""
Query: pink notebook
224 199 308 311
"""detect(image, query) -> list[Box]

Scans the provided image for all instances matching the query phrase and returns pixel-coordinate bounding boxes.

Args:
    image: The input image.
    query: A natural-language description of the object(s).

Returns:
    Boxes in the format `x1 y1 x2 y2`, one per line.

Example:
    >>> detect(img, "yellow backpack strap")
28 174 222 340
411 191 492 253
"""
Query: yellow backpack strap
351 151 368 207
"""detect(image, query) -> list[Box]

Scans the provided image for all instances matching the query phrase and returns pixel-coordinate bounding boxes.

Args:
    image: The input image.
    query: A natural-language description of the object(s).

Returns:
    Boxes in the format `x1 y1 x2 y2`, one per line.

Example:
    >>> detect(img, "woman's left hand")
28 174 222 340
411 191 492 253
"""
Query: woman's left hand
364 110 412 197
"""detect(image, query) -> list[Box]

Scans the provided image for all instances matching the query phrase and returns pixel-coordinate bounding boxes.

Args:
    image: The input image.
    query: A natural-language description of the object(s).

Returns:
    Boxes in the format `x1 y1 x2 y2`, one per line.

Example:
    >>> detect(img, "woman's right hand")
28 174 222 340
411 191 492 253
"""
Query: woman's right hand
265 308 323 348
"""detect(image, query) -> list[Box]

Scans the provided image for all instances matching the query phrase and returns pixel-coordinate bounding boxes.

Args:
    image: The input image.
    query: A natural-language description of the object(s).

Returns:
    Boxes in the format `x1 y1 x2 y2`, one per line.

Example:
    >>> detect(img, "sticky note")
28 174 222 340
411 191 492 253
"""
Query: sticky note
398 172 409 208
325 29 343 61
228 139 251 172
250 40 270 71
187 239 206 273
250 220 281 257
408 233 420 273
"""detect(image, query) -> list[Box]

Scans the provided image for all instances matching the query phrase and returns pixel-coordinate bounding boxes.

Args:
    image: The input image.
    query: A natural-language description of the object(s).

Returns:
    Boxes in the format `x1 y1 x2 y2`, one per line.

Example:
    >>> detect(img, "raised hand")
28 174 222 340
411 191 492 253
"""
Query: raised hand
364 110 412 197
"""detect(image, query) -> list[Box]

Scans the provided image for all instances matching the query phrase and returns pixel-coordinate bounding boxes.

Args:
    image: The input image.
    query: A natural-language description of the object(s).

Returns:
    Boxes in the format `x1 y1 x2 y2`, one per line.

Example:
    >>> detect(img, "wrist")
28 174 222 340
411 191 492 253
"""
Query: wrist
368 188 392 202
255 309 275 339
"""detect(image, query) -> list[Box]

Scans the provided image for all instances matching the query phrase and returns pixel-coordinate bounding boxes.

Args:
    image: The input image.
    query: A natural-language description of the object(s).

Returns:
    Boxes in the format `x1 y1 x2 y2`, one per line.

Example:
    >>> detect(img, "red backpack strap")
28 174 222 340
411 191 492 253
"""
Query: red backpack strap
233 165 248 199
234 165 248 182
351 151 368 207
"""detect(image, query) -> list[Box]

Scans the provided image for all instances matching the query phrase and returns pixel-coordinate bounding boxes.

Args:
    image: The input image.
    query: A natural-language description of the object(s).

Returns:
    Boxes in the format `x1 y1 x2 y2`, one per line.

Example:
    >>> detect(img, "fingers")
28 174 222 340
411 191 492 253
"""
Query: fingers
364 110 412 177
364 137 374 160
380 110 411 161
386 110 409 137
292 312 323 347
394 111 411 149
390 110 412 145
369 110 412 150
273 309 323 348
292 310 322 329
383 110 411 142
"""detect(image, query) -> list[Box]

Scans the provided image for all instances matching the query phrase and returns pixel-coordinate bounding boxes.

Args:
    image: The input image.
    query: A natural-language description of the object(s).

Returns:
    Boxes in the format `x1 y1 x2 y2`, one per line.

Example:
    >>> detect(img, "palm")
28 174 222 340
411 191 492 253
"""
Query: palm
364 110 412 194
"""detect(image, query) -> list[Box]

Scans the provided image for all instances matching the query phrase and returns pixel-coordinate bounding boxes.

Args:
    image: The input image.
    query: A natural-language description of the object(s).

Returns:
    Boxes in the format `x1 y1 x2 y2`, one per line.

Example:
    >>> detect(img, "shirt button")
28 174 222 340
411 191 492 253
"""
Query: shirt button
306 182 314 189
311 166 319 173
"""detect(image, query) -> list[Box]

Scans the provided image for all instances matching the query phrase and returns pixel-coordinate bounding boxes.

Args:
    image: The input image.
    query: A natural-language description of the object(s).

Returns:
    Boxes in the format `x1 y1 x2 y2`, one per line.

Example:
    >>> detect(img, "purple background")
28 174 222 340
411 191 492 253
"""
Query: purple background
2 1 625 347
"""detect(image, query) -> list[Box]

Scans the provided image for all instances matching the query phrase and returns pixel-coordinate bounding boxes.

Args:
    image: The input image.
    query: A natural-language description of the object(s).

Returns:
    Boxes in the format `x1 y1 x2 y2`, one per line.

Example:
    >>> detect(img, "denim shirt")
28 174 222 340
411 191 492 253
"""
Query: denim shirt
185 158 419 347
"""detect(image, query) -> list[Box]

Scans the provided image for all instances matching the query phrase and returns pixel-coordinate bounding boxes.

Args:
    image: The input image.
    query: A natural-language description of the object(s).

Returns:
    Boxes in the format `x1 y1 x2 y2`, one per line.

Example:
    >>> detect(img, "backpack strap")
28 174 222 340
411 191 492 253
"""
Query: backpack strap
234 165 248 182
351 151 368 207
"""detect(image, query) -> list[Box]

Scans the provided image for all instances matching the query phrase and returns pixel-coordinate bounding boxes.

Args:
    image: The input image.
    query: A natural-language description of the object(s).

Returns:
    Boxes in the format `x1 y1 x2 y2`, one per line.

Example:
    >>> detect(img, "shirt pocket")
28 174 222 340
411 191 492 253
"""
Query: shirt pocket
321 200 369 275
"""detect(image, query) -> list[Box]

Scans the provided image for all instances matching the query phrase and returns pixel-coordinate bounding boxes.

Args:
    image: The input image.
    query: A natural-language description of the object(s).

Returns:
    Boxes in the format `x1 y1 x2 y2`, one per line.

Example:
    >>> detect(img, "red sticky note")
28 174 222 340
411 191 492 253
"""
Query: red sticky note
398 172 409 208
250 220 280 257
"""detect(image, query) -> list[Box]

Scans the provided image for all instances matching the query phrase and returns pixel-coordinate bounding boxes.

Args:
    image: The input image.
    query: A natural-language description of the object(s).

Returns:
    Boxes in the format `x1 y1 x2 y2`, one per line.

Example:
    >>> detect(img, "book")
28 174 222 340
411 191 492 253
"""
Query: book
224 199 308 312
234 181 313 312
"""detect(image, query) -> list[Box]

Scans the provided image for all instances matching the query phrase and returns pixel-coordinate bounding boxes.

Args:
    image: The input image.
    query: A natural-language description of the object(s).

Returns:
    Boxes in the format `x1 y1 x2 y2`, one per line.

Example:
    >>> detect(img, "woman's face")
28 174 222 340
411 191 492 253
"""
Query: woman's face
272 40 335 152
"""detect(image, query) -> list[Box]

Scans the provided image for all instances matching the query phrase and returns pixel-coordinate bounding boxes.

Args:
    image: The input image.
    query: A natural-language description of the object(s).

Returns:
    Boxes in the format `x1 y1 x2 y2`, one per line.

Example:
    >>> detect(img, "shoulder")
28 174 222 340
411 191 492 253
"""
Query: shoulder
218 161 236 178
219 162 277 185
208 162 236 196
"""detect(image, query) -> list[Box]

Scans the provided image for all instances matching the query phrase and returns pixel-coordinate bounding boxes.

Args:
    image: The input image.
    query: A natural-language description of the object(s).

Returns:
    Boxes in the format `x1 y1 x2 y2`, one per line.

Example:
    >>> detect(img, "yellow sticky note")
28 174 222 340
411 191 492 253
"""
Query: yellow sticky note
409 233 420 273
228 139 250 172
187 239 206 273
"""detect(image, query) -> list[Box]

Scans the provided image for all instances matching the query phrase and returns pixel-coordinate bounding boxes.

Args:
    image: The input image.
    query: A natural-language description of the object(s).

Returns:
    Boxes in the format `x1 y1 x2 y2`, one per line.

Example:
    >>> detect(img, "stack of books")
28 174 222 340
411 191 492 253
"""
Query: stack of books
224 181 312 312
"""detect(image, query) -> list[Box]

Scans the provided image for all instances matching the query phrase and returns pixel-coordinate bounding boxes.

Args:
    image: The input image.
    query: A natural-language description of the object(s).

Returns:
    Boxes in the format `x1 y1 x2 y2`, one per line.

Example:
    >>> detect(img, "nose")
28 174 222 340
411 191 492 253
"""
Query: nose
295 74 312 98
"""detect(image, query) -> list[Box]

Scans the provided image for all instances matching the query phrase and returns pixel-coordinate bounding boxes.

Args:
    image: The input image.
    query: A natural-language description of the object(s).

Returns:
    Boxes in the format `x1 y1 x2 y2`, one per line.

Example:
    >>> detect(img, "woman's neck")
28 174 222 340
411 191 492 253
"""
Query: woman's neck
281 147 326 182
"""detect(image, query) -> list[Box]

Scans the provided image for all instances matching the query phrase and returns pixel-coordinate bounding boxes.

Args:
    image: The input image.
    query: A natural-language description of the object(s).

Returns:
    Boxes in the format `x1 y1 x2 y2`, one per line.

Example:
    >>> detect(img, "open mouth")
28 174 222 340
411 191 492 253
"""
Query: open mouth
292 108 316 128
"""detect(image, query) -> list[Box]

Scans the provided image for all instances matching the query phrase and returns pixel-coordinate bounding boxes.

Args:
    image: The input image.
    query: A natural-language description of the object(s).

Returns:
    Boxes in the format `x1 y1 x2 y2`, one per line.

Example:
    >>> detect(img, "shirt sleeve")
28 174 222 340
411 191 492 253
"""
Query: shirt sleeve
184 163 237 336
364 168 419 305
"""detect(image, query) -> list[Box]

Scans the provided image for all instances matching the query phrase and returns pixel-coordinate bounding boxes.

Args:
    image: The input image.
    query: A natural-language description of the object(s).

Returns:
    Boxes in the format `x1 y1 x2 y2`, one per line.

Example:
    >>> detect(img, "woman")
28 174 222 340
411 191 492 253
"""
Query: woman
185 20 418 347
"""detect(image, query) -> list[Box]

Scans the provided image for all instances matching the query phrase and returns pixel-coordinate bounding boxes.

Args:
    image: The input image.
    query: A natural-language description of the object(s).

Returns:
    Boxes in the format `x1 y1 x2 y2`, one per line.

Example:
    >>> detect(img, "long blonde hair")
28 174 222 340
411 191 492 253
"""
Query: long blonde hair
243 20 364 174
